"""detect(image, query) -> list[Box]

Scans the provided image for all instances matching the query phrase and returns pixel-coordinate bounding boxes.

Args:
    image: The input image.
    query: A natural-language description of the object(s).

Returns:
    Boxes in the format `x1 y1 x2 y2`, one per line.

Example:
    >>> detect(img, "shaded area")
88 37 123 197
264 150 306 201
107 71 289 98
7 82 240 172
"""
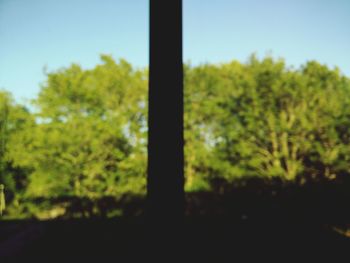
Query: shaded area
186 176 350 223
2 177 350 261
23 194 146 219
2 219 350 261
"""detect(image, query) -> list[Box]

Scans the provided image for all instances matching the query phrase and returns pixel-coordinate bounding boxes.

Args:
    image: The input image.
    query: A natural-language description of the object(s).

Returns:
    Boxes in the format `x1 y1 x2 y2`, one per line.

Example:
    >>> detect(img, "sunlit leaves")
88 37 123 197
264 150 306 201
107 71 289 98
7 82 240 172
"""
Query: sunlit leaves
184 55 350 187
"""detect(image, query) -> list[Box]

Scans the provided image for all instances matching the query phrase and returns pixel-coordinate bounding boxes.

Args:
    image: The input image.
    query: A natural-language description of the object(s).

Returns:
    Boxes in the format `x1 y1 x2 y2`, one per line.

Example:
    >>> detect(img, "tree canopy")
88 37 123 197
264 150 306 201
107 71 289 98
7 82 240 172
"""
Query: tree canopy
1 54 350 219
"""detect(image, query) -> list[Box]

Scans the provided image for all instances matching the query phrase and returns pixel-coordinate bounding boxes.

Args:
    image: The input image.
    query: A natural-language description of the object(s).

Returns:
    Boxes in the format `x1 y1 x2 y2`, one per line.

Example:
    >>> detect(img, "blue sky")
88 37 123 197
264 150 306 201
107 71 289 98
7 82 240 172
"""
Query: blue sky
0 0 349 104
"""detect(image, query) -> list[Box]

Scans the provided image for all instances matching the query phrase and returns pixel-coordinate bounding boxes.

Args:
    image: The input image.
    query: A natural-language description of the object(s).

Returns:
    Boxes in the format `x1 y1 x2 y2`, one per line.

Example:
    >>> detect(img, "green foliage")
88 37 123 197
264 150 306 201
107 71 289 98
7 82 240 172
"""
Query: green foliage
1 54 350 218
3 55 147 219
184 55 350 190
0 91 33 213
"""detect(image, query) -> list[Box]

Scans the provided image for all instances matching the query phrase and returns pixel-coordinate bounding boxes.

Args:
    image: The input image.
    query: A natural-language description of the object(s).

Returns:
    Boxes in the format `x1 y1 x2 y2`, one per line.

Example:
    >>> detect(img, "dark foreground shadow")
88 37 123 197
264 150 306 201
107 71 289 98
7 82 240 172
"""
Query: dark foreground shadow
2 176 350 261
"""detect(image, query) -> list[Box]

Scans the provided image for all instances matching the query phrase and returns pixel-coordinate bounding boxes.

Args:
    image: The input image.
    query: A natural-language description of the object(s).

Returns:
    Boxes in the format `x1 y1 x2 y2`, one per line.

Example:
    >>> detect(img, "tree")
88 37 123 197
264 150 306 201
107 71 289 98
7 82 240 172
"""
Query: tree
3 54 350 218
0 91 33 218
184 55 350 190
7 55 148 218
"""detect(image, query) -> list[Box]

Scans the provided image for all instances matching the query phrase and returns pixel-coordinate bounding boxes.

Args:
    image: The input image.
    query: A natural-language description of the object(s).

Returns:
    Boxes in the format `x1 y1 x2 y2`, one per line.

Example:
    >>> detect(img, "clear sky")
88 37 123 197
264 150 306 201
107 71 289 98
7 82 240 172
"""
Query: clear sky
1 0 350 104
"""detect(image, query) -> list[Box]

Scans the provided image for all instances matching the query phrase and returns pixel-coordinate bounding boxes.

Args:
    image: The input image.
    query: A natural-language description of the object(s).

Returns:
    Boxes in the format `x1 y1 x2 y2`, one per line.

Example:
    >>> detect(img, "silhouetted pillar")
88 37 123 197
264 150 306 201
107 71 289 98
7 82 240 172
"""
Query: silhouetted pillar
147 0 184 221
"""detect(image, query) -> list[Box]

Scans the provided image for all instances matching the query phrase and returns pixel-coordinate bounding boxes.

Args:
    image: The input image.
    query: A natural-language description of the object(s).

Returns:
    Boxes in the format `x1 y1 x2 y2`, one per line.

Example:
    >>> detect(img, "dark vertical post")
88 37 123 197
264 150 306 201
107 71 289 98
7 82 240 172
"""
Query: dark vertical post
147 0 184 221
